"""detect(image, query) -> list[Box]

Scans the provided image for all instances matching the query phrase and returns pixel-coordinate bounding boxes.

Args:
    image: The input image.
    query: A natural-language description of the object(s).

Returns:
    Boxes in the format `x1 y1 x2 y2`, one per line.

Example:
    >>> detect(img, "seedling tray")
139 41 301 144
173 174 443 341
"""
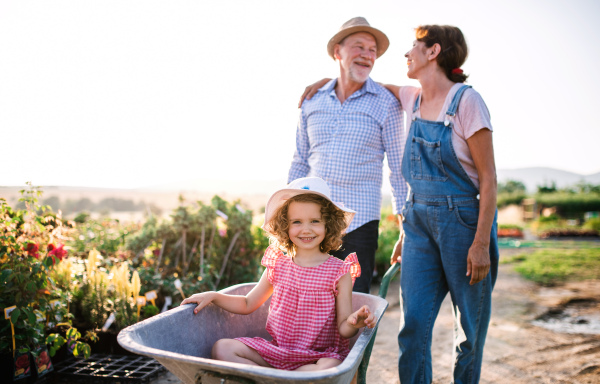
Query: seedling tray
52 354 165 383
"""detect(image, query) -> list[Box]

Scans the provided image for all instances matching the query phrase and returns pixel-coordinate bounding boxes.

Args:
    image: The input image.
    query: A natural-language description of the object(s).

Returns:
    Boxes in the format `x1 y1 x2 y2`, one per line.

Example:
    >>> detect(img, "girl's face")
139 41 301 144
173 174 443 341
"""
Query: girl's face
287 201 326 255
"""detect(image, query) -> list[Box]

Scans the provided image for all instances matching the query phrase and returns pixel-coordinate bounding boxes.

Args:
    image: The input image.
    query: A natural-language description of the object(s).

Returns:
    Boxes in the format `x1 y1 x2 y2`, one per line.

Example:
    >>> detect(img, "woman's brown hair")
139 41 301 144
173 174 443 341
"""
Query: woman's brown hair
416 25 469 83
267 194 347 256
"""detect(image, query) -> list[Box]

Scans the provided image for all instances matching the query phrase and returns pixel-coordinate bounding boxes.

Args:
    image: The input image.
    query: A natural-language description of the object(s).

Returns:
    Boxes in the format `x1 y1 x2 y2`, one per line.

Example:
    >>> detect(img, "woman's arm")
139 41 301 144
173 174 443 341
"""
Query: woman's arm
181 270 273 315
335 273 376 338
381 84 401 101
297 78 331 108
465 129 497 285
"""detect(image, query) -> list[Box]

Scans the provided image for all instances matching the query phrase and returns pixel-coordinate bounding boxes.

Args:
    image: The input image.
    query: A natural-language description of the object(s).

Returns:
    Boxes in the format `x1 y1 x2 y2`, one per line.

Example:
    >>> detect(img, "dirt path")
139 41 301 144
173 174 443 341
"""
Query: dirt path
152 248 600 384
367 248 600 384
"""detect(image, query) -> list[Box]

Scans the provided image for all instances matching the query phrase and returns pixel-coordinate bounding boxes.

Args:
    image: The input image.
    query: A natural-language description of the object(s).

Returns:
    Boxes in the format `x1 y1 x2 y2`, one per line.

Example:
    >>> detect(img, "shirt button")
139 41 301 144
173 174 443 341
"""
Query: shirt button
476 194 480 200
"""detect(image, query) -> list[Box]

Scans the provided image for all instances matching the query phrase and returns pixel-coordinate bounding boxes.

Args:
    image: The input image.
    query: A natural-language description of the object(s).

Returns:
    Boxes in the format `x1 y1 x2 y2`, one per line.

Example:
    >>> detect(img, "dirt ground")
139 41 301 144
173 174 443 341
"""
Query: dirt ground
151 247 600 384
366 247 600 384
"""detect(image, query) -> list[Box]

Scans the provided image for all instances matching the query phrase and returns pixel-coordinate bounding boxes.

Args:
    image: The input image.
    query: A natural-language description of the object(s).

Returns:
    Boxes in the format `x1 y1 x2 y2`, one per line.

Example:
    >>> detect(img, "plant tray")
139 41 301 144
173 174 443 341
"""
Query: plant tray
52 354 165 383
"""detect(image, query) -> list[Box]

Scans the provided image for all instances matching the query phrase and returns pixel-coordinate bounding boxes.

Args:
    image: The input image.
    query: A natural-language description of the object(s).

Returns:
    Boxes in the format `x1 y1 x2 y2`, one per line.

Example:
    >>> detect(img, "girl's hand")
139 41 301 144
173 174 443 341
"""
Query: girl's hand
298 78 331 108
346 305 376 329
181 292 216 314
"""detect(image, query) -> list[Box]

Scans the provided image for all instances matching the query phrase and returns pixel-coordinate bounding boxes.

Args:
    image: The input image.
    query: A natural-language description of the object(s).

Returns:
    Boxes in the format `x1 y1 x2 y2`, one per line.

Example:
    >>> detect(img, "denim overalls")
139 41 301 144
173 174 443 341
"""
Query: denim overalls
398 85 499 384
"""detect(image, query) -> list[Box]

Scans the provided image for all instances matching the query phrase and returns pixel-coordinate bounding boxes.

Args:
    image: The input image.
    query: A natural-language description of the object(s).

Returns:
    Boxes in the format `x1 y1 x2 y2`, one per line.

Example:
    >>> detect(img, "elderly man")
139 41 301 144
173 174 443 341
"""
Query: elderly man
288 17 407 293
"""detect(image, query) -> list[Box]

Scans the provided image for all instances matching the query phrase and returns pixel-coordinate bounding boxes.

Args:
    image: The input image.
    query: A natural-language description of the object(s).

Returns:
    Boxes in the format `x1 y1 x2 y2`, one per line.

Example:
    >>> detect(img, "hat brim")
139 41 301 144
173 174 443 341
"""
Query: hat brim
262 188 356 235
327 26 389 60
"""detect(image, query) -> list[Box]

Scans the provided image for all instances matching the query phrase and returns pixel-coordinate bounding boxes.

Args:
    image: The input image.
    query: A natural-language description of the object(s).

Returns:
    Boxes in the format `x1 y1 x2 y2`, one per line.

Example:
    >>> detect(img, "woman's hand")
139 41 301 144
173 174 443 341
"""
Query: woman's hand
181 292 216 314
298 78 331 108
466 241 491 285
465 128 497 285
390 214 404 264
346 305 376 329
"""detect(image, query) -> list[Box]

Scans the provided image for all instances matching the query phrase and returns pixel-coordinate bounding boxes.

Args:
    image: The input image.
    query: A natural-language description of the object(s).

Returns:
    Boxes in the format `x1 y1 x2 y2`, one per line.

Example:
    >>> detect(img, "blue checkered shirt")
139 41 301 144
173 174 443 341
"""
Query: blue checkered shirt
288 78 407 232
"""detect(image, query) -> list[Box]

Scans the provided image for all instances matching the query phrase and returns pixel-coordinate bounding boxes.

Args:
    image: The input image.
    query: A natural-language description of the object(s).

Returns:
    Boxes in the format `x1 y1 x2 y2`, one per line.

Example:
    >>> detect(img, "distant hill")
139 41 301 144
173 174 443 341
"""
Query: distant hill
496 167 600 192
2 168 599 215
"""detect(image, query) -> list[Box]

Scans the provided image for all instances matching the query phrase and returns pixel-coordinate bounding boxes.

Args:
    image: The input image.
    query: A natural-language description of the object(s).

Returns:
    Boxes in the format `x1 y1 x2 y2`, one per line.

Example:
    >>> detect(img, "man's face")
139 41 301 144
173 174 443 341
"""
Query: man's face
335 32 377 84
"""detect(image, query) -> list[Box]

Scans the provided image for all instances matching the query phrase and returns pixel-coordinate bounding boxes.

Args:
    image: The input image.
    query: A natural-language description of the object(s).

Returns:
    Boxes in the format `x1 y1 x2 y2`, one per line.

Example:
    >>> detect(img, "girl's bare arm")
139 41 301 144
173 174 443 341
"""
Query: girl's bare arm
182 270 273 315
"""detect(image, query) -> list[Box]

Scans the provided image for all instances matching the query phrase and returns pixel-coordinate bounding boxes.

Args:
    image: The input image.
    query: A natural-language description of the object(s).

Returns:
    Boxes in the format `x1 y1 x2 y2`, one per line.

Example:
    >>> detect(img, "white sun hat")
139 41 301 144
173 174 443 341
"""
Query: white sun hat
262 177 356 234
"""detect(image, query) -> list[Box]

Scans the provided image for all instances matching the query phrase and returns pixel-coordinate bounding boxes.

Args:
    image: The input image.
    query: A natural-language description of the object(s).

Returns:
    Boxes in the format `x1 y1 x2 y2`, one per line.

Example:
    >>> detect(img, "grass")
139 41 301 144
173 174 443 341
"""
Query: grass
502 245 600 286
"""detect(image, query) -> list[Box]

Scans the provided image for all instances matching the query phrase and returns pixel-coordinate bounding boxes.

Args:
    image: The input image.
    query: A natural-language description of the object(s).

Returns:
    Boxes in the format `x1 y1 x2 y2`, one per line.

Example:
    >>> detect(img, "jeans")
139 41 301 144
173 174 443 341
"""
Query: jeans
330 220 379 294
398 200 498 384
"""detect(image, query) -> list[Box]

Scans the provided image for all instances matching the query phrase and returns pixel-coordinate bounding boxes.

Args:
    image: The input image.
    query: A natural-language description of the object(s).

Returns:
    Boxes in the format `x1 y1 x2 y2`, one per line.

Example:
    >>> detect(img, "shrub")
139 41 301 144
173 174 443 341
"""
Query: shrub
0 184 94 359
374 210 400 281
509 248 600 285
535 192 600 219
497 192 526 208
583 217 600 232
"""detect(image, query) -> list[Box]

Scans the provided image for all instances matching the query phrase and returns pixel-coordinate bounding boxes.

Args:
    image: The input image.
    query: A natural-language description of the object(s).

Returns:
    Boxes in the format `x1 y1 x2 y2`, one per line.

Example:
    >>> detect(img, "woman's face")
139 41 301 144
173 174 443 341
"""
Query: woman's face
405 40 429 79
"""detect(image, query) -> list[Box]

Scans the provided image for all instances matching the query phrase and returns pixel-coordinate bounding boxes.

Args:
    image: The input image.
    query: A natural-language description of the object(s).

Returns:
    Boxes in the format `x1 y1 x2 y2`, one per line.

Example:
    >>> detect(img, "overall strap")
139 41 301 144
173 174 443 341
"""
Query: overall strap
413 93 421 113
445 85 472 117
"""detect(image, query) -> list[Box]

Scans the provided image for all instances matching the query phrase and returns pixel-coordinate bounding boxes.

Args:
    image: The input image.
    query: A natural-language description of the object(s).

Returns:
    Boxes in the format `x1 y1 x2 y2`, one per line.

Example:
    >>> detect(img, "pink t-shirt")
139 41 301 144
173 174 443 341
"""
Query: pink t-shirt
398 83 492 189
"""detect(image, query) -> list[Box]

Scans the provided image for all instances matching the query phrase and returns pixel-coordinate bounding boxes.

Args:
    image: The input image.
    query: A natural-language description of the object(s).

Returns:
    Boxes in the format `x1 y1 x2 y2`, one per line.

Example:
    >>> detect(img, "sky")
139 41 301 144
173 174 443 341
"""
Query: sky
1 0 599 190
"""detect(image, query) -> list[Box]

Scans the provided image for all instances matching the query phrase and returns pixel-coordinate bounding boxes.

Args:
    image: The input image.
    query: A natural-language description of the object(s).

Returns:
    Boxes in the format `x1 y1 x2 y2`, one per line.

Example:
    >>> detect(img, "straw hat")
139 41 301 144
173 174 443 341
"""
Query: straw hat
327 17 389 60
262 177 356 234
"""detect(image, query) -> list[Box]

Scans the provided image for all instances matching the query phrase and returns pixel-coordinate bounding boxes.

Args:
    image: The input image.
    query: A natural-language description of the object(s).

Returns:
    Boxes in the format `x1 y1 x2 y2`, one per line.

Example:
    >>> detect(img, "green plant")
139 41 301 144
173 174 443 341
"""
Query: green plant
70 217 138 257
497 192 527 208
583 217 600 232
374 210 400 281
0 183 93 359
125 196 263 294
504 247 600 285
535 192 600 219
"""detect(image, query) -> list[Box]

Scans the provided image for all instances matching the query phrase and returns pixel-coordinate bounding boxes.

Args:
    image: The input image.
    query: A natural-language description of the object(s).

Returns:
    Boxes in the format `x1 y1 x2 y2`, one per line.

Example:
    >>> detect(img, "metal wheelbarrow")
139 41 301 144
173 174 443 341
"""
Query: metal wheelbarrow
118 263 400 384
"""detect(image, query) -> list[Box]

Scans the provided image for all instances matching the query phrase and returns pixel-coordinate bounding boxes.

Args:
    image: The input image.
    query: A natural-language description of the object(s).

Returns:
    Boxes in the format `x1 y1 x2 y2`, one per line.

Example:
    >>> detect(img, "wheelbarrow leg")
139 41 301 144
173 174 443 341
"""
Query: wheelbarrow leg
356 263 400 384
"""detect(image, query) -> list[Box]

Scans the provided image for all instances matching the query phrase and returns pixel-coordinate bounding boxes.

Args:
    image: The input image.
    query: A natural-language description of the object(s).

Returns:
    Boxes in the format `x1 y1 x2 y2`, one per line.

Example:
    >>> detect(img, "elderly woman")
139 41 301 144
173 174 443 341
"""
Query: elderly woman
301 24 499 384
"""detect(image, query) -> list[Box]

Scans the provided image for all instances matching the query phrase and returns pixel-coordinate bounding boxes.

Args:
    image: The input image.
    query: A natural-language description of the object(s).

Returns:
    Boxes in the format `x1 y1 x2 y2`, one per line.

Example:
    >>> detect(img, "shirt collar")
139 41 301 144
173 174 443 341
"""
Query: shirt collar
324 77 379 100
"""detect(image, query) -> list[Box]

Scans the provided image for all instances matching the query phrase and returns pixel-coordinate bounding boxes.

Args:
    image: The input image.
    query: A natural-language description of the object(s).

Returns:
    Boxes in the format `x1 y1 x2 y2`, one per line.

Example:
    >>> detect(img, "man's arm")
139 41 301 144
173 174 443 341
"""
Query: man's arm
381 97 408 264
288 108 311 182
382 97 407 215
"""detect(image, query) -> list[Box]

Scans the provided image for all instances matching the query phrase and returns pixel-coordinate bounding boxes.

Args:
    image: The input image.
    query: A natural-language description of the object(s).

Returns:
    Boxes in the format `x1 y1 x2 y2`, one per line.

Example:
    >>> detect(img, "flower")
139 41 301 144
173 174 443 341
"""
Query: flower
25 242 40 259
49 244 68 261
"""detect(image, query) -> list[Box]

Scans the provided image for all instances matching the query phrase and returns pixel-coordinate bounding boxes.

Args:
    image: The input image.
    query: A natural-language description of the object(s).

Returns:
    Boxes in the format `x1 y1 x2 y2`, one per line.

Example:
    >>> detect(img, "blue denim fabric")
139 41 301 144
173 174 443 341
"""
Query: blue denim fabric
398 85 499 384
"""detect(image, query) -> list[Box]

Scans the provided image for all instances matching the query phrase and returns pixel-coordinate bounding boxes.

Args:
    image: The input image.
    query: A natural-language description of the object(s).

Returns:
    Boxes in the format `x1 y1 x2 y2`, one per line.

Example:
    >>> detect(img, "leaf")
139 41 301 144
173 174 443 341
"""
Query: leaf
66 327 81 340
18 347 29 354
82 343 91 359
26 308 36 324
11 307 20 323
0 269 12 284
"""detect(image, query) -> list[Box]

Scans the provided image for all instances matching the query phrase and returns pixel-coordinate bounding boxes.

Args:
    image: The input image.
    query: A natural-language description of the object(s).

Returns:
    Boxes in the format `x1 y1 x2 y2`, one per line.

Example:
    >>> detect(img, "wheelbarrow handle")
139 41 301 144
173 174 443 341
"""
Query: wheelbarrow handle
356 262 401 384
377 262 401 300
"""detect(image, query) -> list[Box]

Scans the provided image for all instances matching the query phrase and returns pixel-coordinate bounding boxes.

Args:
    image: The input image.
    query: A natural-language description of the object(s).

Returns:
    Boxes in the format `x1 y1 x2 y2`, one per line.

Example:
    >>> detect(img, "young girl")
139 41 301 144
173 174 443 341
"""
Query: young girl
181 177 376 371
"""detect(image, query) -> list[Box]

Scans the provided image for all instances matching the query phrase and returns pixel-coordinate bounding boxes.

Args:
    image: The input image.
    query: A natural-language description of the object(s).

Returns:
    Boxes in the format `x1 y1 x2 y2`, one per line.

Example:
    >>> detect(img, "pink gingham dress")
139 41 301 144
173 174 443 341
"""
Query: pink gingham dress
236 246 361 370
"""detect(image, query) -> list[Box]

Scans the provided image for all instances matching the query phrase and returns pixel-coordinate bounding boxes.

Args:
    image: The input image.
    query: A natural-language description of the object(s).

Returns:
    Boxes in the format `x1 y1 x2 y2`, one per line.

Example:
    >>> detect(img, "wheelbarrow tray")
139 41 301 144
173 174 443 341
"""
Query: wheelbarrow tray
118 283 389 384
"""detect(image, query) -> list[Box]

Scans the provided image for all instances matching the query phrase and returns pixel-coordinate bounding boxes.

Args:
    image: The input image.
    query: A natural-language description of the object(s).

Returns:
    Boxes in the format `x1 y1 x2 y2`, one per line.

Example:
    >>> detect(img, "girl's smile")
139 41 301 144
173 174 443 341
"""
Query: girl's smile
287 201 326 256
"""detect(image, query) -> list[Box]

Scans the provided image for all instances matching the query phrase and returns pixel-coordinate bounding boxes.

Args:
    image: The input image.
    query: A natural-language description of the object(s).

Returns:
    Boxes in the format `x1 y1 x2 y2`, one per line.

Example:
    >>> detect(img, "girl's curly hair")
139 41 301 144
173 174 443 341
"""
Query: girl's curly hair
267 194 347 256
